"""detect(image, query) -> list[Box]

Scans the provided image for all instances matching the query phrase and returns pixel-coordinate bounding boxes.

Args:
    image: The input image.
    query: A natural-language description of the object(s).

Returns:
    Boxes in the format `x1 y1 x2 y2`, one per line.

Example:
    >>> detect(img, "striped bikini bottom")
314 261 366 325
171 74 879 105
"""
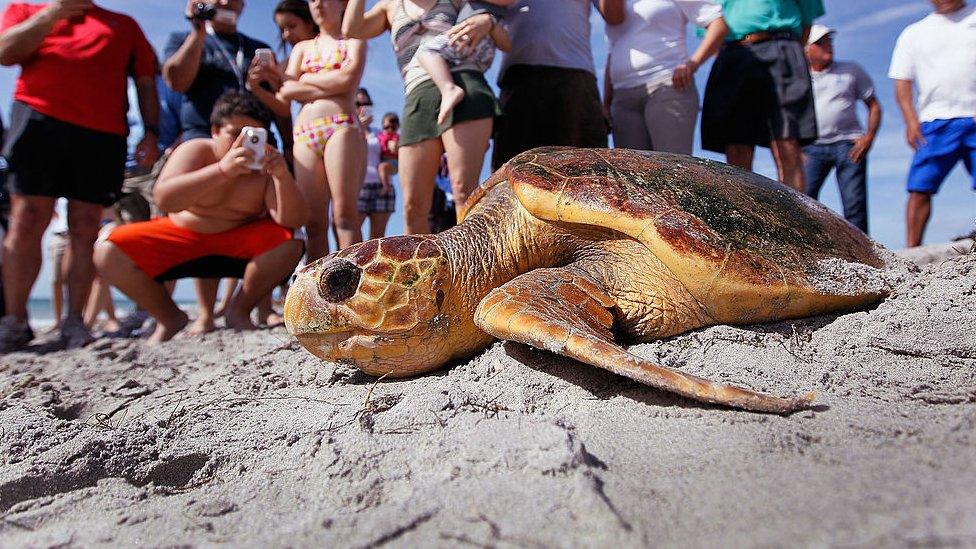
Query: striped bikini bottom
294 113 358 155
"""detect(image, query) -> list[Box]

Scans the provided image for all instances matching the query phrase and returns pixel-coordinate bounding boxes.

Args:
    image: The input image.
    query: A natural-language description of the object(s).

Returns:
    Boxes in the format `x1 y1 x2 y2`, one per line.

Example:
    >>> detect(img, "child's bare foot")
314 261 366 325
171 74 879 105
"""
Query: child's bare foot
261 312 285 328
224 307 257 331
438 84 465 125
102 318 122 333
187 315 215 335
148 311 189 345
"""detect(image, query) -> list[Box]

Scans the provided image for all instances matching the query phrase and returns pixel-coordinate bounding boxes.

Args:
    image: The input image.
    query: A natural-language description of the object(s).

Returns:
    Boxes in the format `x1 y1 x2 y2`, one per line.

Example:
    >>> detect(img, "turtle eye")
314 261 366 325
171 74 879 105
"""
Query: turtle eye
318 259 361 302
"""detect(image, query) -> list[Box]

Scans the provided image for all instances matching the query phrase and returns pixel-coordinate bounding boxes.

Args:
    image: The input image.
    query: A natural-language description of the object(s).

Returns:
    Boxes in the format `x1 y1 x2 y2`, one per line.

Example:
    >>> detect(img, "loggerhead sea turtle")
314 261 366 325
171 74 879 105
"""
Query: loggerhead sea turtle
284 147 891 414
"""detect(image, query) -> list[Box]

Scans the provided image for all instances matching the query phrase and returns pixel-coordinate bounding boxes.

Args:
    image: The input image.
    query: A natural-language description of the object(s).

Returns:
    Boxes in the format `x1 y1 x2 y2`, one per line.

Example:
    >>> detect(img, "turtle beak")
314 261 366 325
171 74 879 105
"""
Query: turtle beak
284 260 355 344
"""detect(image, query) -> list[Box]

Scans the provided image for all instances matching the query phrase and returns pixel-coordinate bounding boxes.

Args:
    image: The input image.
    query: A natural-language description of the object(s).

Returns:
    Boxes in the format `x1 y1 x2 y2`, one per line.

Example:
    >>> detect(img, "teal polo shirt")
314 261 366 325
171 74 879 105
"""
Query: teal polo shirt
719 0 825 41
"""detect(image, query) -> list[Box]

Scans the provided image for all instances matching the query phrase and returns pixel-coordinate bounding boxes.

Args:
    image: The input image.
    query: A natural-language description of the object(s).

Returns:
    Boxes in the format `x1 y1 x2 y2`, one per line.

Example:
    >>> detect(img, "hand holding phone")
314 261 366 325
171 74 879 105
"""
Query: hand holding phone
254 48 275 68
241 127 267 171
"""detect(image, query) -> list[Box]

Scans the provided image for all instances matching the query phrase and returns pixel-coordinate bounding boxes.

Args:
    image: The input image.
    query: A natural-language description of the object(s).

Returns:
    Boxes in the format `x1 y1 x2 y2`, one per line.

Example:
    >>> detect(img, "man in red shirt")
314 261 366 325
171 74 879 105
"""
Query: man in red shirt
0 0 160 352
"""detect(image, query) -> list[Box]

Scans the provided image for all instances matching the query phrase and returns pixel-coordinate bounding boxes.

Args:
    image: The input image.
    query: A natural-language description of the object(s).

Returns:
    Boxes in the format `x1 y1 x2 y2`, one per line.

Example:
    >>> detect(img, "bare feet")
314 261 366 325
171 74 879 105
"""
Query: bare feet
187 315 216 335
148 310 189 345
261 312 285 328
101 318 122 333
224 306 257 331
437 84 465 125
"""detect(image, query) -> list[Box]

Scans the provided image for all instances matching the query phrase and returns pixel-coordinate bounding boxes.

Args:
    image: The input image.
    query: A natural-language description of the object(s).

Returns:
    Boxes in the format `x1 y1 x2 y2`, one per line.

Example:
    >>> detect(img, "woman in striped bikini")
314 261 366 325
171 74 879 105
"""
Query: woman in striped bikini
279 0 367 261
343 0 500 235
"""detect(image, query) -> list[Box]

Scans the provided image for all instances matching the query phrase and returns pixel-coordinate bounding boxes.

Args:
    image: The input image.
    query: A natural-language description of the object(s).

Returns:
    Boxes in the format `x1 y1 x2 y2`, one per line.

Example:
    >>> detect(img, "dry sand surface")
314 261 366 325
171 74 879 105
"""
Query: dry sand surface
2 250 976 547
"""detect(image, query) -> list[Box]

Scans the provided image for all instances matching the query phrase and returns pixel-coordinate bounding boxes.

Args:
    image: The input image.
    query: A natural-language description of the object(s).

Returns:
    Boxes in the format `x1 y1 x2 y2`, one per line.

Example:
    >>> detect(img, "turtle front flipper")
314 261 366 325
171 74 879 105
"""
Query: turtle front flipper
473 267 814 414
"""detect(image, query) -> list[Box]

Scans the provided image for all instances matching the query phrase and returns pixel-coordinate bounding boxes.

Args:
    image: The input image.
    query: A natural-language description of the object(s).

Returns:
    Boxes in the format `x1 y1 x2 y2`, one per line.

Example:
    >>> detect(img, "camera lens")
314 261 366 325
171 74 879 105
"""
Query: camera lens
192 2 216 21
250 136 259 144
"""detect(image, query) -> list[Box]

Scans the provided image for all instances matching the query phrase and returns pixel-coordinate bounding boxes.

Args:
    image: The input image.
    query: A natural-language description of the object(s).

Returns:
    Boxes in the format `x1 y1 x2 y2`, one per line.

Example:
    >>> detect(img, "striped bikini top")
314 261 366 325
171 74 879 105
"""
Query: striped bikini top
301 35 348 74
390 0 478 93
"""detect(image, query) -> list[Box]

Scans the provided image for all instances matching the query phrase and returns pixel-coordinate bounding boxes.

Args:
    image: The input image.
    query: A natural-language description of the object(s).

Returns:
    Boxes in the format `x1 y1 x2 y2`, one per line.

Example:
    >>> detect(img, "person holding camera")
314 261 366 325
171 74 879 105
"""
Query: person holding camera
163 0 279 140
95 92 307 344
0 0 159 352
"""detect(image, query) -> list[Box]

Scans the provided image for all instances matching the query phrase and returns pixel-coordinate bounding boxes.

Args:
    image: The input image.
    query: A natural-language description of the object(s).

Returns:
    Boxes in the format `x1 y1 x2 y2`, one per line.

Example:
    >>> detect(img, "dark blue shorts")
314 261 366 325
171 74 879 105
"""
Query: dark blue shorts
907 117 976 194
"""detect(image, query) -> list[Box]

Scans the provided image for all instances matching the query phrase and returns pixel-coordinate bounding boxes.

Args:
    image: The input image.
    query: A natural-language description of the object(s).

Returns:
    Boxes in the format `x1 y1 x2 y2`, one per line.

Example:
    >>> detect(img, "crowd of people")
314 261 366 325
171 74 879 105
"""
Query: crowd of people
0 0 973 353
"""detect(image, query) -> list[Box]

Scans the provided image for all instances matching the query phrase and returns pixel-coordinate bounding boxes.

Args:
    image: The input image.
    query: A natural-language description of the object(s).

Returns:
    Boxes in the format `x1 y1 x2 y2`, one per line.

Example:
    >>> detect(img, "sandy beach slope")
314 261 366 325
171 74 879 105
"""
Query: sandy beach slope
1 251 975 547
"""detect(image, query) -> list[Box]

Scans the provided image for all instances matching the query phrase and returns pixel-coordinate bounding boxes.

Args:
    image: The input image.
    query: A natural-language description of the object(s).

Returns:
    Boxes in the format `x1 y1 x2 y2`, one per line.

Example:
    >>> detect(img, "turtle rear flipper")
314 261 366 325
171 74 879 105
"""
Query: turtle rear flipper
473 267 814 414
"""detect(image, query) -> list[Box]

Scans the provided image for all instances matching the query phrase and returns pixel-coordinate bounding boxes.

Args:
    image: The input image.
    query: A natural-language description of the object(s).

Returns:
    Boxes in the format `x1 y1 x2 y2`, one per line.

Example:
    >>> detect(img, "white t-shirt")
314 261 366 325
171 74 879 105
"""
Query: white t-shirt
811 61 875 144
364 128 382 184
888 4 976 122
606 0 722 91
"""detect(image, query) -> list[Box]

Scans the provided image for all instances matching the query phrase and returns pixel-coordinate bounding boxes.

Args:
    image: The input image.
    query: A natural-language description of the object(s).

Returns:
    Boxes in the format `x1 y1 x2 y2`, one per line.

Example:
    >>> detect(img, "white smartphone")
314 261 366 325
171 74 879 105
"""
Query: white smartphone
254 48 275 67
242 127 267 171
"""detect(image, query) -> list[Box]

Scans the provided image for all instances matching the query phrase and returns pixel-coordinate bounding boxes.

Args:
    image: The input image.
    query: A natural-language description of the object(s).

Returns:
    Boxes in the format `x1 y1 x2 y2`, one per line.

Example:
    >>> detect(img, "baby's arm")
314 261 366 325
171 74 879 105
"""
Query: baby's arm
468 0 515 14
488 15 510 51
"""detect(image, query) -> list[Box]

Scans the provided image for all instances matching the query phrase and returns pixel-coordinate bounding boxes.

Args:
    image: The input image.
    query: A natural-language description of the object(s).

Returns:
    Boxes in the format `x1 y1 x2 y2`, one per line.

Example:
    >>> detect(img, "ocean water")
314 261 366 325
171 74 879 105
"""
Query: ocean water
26 297 196 330
27 297 135 330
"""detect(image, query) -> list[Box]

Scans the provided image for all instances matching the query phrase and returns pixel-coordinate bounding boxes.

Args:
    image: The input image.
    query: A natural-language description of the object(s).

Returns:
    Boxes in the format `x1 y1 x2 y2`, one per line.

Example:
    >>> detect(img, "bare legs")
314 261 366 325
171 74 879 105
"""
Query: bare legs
363 213 392 240
83 275 120 332
94 242 188 344
770 139 806 192
417 52 465 125
326 129 366 250
906 191 932 248
725 144 755 171
49 237 66 331
190 278 219 334
64 201 103 321
295 128 366 261
2 195 55 320
399 118 492 234
223 240 303 330
95 239 303 343
400 139 444 234
442 118 492 217
726 139 806 193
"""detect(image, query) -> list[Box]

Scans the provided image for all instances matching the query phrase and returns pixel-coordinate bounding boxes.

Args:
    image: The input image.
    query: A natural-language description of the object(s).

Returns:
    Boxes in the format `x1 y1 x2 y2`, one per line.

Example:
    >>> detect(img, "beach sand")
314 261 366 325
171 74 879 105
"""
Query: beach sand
1 244 975 547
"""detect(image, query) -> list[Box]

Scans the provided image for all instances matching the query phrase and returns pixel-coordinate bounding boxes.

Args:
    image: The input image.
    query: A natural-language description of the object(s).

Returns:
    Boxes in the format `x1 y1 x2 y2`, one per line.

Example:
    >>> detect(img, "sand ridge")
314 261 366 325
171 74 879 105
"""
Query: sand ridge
1 253 975 546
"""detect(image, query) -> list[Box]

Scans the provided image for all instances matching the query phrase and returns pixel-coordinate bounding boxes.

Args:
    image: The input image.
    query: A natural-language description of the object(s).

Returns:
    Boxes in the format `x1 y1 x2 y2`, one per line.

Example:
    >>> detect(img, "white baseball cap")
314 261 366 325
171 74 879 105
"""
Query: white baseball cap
807 24 835 46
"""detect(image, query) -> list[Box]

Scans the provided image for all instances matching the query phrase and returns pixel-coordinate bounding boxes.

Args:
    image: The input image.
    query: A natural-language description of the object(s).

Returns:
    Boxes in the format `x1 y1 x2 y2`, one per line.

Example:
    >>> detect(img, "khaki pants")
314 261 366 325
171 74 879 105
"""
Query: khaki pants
610 81 699 155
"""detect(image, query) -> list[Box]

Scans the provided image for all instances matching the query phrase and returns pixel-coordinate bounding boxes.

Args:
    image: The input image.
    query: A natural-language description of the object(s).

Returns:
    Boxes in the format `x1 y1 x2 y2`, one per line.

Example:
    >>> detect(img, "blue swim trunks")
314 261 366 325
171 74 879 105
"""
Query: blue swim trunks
907 117 976 194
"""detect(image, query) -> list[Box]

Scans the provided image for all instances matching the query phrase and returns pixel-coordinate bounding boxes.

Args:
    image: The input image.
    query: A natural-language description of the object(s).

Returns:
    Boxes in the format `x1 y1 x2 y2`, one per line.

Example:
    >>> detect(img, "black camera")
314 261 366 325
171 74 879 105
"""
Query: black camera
189 2 216 21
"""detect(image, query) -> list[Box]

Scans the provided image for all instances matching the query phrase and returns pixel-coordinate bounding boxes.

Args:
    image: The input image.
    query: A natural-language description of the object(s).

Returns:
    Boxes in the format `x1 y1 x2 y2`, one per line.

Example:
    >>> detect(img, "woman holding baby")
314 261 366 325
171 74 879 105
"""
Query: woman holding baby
343 0 511 234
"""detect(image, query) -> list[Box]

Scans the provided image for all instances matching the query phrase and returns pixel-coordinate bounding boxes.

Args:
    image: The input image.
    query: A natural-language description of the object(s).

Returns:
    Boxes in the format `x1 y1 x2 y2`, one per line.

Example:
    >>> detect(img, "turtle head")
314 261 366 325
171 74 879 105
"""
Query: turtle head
285 235 462 377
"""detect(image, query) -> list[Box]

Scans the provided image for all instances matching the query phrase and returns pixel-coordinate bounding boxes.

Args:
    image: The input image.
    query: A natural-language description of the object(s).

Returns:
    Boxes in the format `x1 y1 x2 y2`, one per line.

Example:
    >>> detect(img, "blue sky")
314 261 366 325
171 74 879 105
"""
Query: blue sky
2 0 973 300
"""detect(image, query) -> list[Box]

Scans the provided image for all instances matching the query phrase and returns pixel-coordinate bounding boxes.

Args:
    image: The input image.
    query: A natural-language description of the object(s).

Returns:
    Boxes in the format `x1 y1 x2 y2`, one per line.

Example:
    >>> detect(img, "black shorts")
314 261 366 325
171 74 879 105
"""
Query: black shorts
701 37 818 153
492 65 609 170
3 102 127 206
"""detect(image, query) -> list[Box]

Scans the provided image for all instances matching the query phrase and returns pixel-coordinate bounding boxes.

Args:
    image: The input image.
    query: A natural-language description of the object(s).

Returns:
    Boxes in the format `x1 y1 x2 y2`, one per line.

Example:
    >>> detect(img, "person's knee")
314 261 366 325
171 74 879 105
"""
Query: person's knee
331 205 360 231
67 215 102 244
908 191 932 207
7 204 52 243
93 241 121 275
403 199 427 220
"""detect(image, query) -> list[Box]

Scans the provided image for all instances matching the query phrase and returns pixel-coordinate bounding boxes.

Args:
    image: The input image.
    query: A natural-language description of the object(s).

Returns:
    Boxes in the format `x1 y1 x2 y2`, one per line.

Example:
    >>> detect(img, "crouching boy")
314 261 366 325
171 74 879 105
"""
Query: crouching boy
95 92 307 343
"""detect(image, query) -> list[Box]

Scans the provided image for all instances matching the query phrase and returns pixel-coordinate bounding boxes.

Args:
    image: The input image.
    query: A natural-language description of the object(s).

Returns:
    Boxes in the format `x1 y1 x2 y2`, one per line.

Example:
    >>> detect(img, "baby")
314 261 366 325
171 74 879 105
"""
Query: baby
416 1 513 125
